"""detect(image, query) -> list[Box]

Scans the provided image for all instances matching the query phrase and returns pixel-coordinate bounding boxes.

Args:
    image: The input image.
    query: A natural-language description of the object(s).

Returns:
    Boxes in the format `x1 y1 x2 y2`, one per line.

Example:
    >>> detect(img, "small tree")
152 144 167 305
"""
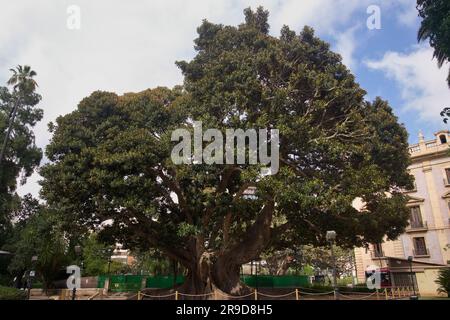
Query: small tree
5 206 69 290
435 268 450 297
301 245 355 281
80 235 114 276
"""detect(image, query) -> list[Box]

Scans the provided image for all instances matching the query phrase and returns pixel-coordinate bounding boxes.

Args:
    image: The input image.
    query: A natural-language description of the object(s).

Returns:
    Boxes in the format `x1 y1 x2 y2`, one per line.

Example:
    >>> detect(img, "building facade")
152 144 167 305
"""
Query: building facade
355 130 450 295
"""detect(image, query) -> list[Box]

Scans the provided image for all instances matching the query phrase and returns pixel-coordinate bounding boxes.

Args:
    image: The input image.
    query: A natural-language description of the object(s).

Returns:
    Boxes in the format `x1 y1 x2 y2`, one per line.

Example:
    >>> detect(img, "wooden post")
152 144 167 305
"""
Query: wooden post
376 289 379 300
391 288 395 299
397 287 401 298
254 289 258 300
138 291 141 300
295 289 299 301
175 290 179 300
384 288 388 300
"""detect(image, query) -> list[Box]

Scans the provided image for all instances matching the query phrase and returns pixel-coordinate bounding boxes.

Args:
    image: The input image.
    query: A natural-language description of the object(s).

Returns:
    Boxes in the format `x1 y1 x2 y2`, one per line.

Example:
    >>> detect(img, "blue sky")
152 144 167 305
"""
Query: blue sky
0 0 449 197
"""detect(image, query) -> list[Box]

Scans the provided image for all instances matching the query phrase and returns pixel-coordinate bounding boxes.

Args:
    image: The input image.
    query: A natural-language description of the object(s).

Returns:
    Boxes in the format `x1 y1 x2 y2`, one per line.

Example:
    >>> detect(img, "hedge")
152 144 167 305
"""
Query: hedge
0 286 27 300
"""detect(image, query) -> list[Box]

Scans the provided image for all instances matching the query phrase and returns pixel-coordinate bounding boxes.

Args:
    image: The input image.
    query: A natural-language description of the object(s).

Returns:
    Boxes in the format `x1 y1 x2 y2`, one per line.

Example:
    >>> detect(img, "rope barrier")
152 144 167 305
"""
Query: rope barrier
141 292 176 298
257 291 296 298
300 290 335 296
178 292 215 297
338 291 378 300
215 291 256 299
136 288 412 300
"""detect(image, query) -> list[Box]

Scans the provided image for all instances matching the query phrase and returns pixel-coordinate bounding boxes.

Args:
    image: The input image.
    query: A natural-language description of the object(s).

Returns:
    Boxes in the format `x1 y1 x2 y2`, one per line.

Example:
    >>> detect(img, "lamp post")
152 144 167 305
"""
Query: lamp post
107 256 112 274
326 230 338 300
407 256 418 300
27 255 38 300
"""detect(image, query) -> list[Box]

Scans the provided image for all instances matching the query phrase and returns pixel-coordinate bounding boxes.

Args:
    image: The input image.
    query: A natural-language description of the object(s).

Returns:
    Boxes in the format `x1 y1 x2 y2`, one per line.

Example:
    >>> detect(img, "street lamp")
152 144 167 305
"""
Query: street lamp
27 255 38 300
407 256 418 300
73 246 82 300
326 231 338 300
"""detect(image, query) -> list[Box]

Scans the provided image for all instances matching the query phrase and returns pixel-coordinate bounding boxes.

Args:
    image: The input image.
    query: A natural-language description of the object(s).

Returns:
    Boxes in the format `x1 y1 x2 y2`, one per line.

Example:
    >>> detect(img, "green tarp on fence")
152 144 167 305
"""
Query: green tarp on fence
146 275 185 289
241 275 309 288
98 275 143 292
98 275 309 292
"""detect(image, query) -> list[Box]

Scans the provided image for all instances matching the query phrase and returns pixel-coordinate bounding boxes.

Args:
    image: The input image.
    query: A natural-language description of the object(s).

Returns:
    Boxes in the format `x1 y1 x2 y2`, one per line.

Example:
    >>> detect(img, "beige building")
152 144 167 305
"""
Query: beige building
355 130 450 296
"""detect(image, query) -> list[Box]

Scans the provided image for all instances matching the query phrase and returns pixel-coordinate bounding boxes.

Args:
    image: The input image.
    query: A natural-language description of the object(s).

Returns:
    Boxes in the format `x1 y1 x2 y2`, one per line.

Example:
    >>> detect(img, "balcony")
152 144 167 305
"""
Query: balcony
406 221 428 232
413 248 430 258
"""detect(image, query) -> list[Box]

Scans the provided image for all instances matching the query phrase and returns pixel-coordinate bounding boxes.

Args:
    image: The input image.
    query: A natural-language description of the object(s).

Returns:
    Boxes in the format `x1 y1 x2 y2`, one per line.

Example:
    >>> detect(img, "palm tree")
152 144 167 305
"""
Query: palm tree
7 65 38 92
0 65 38 167
417 0 450 87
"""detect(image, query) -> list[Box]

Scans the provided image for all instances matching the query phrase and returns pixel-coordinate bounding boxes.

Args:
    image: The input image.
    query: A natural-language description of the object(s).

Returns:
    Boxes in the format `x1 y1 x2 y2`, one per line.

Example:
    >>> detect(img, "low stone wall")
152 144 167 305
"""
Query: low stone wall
53 276 99 289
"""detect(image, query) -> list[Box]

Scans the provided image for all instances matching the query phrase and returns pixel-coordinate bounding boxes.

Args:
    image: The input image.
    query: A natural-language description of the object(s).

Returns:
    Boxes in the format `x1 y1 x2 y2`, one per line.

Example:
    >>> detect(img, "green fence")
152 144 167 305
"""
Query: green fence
98 275 309 292
98 275 143 292
146 275 184 289
241 275 309 288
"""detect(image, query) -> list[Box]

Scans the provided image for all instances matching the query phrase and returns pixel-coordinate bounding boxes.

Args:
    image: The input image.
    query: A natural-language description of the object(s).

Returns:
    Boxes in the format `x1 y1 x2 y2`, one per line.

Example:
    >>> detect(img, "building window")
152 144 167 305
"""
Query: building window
413 237 429 257
409 206 424 228
440 135 447 144
446 169 450 185
372 243 384 258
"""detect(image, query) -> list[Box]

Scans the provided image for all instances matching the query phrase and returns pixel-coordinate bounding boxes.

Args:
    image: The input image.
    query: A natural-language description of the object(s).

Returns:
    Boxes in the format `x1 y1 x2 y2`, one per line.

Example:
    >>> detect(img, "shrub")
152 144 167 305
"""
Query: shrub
0 286 27 300
436 268 450 297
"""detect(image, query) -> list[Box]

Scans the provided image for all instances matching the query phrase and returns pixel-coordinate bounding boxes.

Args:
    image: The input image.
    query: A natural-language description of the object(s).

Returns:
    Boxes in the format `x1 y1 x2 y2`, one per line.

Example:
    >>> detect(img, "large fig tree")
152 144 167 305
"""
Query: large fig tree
40 8 413 295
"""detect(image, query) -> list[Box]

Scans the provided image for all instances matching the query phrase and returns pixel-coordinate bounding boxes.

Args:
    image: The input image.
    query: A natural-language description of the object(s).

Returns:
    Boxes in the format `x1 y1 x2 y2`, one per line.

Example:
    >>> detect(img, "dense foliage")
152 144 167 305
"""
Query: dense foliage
417 0 450 87
436 268 450 297
0 65 43 239
0 285 26 300
40 8 413 294
3 203 69 290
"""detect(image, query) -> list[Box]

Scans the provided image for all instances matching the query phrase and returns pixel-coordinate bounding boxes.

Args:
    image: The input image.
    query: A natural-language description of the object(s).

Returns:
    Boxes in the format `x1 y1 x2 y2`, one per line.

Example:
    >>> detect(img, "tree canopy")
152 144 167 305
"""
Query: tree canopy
3 203 68 289
40 7 413 294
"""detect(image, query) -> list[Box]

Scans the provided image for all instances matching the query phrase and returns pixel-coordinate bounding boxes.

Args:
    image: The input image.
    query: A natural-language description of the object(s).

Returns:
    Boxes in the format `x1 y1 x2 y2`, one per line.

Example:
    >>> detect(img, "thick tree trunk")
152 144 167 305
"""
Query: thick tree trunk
171 201 277 298
178 252 249 299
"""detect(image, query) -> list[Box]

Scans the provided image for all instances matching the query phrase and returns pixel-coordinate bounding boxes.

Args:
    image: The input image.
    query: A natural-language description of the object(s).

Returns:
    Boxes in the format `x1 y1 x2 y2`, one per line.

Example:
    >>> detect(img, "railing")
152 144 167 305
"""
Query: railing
408 140 449 154
413 248 430 257
409 145 421 153
425 142 437 148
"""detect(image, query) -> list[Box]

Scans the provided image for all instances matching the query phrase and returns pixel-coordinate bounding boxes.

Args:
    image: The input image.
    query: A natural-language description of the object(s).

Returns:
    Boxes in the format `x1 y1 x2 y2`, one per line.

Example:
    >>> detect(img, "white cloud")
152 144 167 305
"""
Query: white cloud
365 45 450 121
0 0 425 198
333 24 360 71
395 0 420 27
